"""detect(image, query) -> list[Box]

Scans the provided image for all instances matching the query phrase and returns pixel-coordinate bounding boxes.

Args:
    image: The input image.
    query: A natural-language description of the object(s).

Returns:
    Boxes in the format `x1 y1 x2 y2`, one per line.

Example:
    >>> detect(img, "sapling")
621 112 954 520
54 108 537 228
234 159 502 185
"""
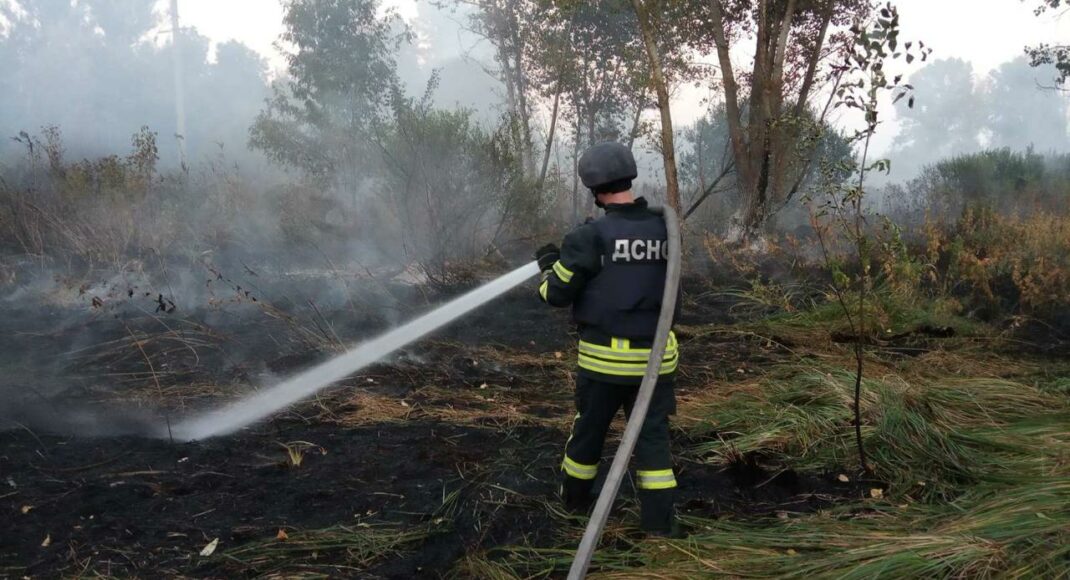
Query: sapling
807 2 928 473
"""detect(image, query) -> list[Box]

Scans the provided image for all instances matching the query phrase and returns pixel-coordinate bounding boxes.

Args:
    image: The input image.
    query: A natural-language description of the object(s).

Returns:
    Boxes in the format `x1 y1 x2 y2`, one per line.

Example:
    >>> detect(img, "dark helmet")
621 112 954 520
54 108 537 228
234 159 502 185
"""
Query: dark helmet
578 141 638 196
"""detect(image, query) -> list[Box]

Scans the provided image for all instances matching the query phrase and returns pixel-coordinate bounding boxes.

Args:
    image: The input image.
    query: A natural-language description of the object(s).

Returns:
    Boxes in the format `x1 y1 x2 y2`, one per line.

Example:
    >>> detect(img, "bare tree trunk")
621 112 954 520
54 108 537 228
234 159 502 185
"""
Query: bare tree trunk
711 0 809 236
538 83 562 190
510 20 534 174
170 0 188 173
572 108 581 224
709 0 754 199
794 1 833 118
631 0 681 213
765 0 798 208
586 108 596 147
498 40 524 163
626 90 645 150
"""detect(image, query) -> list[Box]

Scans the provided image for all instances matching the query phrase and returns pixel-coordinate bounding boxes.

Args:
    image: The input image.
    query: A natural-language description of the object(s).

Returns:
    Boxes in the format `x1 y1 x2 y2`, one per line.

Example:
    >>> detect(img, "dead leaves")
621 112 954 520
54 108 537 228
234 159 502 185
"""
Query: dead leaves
199 537 219 557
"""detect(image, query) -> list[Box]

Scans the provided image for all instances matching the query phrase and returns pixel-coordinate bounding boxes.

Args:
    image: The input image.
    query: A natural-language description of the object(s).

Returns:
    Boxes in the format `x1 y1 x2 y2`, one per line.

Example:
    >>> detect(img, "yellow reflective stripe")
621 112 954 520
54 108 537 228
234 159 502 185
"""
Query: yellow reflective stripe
578 354 678 376
637 469 677 490
579 343 677 362
578 331 678 361
580 332 677 355
576 332 679 376
562 455 598 480
553 261 574 283
539 279 549 301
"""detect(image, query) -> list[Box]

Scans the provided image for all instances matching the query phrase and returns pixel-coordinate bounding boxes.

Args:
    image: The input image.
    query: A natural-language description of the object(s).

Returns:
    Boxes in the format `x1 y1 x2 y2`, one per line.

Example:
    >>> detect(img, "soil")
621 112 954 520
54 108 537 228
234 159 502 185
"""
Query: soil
1 268 868 579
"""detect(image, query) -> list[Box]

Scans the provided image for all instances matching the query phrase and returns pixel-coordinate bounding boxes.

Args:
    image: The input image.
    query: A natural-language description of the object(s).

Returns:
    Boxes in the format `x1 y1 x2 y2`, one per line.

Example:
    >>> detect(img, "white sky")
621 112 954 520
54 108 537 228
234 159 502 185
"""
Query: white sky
165 0 418 72
170 0 1070 156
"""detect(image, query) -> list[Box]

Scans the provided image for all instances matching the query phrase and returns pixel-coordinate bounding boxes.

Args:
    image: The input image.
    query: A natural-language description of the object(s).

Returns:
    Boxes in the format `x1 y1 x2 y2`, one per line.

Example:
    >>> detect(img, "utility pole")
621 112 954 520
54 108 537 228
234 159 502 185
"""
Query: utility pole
170 0 188 171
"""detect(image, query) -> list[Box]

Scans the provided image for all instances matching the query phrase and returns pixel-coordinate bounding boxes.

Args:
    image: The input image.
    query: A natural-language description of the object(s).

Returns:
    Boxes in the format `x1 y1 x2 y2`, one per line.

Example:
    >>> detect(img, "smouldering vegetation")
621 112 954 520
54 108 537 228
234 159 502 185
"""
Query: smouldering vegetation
3 0 1070 578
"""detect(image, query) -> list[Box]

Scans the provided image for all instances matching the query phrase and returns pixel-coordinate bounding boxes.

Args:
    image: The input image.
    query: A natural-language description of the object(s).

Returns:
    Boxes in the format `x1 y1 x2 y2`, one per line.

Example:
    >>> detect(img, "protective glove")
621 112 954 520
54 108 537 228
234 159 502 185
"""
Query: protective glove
534 243 560 272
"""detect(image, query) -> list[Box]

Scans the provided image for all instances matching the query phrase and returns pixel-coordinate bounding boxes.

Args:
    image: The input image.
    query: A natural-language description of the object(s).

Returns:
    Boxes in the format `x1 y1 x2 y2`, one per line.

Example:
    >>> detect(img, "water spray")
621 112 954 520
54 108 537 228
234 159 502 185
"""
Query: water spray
169 261 541 441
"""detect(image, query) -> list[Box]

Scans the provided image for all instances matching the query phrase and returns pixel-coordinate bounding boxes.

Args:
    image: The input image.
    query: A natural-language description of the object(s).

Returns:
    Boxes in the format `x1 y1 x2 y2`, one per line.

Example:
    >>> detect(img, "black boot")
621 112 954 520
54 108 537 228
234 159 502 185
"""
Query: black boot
561 475 595 514
639 489 683 537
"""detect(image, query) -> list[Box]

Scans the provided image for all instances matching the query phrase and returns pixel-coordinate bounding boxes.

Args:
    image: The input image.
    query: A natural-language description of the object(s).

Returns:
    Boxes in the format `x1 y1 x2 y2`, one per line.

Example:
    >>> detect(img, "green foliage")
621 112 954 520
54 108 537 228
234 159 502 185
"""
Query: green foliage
369 80 543 285
760 286 975 337
687 362 1067 498
250 0 407 190
911 148 1067 214
623 481 1070 578
1027 0 1070 85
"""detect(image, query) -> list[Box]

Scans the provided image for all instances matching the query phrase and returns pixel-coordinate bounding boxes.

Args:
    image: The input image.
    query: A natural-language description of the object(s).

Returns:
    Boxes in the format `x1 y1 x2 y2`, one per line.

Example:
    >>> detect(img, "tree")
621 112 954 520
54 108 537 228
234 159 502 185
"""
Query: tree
807 3 920 473
522 0 650 218
370 81 535 283
888 58 985 176
888 56 1069 180
707 0 875 237
523 0 702 216
0 0 268 165
985 57 1069 152
679 104 737 222
452 0 539 175
632 0 682 212
679 102 853 226
1026 0 1070 85
250 0 407 203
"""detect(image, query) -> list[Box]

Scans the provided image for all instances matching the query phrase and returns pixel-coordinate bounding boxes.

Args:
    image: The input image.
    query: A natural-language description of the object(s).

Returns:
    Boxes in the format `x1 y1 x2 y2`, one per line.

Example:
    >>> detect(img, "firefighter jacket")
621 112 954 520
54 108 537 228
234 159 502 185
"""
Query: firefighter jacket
539 197 678 384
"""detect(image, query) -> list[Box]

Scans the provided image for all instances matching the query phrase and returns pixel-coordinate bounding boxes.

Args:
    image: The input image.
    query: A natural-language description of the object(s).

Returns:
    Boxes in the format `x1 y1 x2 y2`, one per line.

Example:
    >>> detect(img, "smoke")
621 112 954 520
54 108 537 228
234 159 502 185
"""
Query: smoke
0 402 167 438
170 261 539 441
0 1 271 169
883 56 1070 183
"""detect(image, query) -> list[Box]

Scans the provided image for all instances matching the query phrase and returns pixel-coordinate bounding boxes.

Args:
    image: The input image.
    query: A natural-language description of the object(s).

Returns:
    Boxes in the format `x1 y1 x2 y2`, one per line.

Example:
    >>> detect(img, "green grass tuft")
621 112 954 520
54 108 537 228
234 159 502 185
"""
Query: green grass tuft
686 365 1068 499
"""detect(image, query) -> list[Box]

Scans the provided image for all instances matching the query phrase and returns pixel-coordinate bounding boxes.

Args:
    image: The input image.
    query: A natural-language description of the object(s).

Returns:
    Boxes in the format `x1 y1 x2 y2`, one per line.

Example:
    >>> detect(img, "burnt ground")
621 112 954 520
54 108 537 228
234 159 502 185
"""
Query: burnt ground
0 270 870 579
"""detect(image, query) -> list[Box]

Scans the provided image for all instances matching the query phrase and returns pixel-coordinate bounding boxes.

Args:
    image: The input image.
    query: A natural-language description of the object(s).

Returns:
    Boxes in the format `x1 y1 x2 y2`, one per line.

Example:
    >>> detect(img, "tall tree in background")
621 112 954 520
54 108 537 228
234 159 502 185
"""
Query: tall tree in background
986 56 1069 151
0 0 267 165
526 0 702 215
708 0 872 237
452 0 539 175
250 0 406 202
887 56 1069 179
632 0 681 212
890 58 985 167
524 1 648 217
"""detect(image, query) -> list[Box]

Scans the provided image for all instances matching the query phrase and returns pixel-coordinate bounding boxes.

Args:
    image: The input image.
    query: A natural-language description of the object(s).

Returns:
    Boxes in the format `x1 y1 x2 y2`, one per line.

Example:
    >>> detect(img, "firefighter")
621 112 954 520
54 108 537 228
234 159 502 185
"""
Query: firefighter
535 141 679 536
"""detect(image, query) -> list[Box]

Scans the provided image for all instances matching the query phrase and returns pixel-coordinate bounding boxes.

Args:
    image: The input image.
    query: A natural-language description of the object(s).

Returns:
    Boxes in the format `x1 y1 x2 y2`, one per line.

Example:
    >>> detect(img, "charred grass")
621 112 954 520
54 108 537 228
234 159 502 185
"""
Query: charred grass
1 247 1068 578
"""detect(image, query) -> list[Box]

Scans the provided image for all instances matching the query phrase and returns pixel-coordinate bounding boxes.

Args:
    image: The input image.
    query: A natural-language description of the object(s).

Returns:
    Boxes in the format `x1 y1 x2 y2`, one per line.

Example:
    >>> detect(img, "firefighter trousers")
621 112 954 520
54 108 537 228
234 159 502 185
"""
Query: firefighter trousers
560 374 676 532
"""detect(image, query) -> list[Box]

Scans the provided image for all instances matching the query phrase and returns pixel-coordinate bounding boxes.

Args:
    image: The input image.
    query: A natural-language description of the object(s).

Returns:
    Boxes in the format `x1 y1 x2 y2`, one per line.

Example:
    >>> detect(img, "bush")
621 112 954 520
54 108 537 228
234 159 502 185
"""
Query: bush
369 88 548 287
877 210 1070 321
908 148 1069 216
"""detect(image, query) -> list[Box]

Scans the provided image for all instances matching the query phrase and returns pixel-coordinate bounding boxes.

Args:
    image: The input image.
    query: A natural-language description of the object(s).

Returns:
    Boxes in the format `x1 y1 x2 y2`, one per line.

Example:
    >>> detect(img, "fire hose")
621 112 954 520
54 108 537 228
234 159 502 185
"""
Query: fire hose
567 204 682 579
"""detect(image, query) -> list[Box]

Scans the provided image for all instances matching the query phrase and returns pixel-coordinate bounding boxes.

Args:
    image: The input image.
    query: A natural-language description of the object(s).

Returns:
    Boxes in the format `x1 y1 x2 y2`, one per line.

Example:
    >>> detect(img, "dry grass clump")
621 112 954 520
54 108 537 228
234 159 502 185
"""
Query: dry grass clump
331 383 570 430
686 361 1067 497
217 523 434 577
597 479 1070 579
881 209 1070 319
